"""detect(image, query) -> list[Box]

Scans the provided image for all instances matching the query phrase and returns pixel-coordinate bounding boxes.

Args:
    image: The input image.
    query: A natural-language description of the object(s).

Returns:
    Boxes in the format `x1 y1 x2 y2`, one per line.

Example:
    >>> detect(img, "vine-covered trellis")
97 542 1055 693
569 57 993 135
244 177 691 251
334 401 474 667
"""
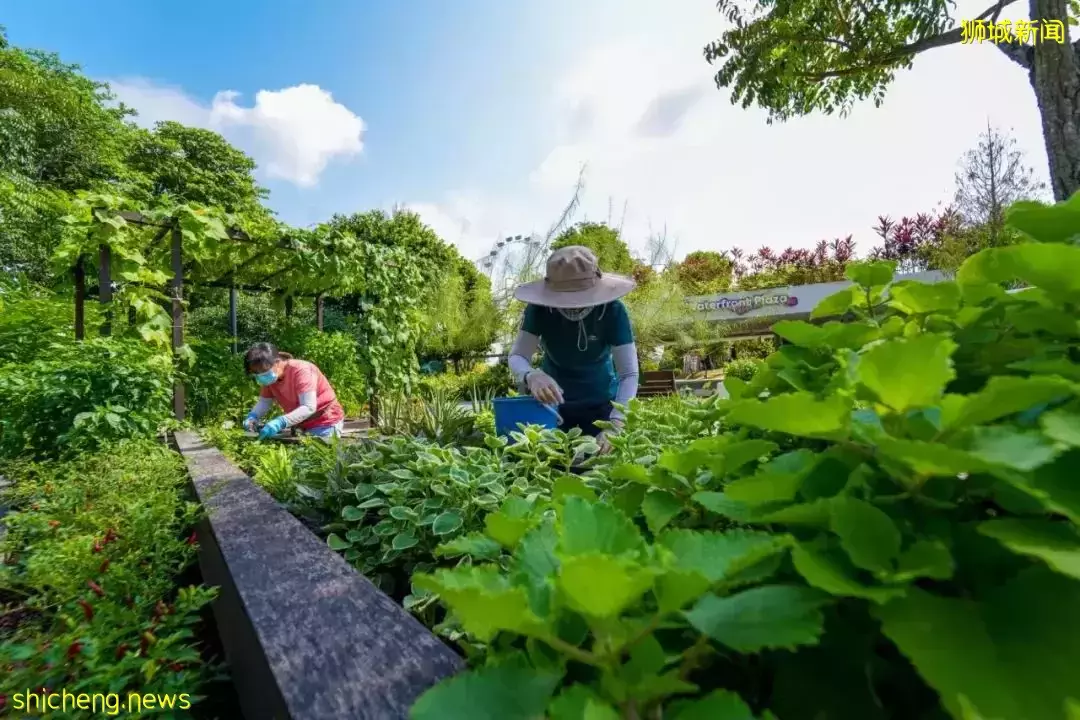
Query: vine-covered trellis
57 193 437 422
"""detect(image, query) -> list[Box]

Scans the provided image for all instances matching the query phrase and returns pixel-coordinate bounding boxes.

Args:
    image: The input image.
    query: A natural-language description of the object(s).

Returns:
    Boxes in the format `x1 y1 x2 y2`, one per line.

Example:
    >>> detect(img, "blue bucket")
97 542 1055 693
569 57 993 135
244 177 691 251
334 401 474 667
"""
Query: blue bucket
492 396 561 436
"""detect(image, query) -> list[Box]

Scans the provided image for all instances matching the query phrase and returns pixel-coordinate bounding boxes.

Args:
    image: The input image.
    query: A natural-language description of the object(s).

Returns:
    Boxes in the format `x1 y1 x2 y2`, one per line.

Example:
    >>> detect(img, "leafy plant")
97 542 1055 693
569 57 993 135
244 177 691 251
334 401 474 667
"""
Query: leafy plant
408 194 1080 719
723 358 760 382
0 441 219 707
0 336 173 459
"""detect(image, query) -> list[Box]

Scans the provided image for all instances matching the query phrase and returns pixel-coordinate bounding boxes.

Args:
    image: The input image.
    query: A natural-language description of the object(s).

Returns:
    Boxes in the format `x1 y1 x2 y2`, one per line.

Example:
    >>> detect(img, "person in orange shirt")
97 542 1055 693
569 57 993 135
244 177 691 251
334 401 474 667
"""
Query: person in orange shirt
241 342 346 440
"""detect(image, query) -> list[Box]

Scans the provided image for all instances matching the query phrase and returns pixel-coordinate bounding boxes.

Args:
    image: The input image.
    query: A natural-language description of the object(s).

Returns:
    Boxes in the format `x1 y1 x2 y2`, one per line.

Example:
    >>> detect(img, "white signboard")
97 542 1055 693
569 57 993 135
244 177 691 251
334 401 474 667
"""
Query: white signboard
687 271 948 323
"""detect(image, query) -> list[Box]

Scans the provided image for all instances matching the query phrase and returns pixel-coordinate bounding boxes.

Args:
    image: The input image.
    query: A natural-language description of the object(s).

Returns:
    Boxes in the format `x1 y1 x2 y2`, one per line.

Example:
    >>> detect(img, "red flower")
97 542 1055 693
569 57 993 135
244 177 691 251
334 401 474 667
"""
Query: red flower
168 662 185 672
98 558 110 574
104 528 118 543
77 600 94 621
185 531 198 546
87 580 105 597
66 641 83 660
91 541 104 554
115 643 129 660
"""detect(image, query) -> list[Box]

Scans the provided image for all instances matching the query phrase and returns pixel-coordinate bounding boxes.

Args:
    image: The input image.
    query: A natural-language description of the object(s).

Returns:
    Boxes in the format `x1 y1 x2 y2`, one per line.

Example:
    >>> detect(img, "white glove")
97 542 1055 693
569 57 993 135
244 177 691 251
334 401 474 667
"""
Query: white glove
526 370 564 406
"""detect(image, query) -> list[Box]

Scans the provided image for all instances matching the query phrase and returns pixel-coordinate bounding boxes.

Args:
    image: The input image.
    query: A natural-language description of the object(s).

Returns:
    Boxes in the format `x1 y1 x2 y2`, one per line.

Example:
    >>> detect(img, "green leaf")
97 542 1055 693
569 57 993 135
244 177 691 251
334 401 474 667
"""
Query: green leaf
513 522 560 617
392 531 419 550
685 585 829 652
641 490 684 535
413 567 544 642
846 260 896 289
1005 195 1080 243
792 543 906 603
724 449 815 504
1042 409 1080 447
341 505 366 521
668 690 769 720
978 519 1080 581
548 686 621 720
553 475 598 502
946 376 1075 430
810 286 859 320
558 553 655 618
485 497 535 549
875 567 1080 720
389 505 416 521
958 243 1080 302
612 483 647 517
726 392 851 439
772 320 879 350
610 463 651 485
856 334 957 412
661 529 791 584
876 437 989 477
432 511 464 536
830 497 902 573
559 496 645 557
893 539 955 582
326 533 352 551
435 532 503 560
692 492 758 523
410 665 562 720
968 426 1062 472
718 439 779 476
888 280 961 314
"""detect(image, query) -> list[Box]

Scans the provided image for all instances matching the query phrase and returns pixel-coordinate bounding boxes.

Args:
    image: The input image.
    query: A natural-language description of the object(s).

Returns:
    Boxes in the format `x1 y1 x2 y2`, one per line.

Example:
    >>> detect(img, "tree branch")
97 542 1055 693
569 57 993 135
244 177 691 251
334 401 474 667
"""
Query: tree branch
798 0 1023 81
995 38 1035 69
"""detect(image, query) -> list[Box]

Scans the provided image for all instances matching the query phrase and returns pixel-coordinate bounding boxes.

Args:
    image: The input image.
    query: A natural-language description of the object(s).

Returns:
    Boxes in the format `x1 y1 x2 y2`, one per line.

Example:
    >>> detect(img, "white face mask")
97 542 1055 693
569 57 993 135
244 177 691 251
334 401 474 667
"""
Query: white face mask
557 306 594 322
556 305 606 350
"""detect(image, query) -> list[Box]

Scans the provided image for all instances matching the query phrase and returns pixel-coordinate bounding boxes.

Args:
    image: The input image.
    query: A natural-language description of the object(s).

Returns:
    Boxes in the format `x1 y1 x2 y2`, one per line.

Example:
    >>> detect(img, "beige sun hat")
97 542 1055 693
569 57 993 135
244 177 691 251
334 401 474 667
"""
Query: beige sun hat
514 245 637 309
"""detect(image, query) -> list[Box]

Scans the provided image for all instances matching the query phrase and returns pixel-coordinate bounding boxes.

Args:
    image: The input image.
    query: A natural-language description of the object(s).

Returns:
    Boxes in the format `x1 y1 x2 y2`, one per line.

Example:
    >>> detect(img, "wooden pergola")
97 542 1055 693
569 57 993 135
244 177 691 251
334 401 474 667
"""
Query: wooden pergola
72 211 343 421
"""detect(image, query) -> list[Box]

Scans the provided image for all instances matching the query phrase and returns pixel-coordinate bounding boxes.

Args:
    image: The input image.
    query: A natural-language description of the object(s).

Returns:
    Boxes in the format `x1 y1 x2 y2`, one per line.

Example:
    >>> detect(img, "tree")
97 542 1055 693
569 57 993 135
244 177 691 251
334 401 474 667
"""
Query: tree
418 254 502 362
732 238 855 289
869 209 965 273
675 250 735 294
124 121 268 212
551 222 636 275
703 0 1080 201
954 123 1045 240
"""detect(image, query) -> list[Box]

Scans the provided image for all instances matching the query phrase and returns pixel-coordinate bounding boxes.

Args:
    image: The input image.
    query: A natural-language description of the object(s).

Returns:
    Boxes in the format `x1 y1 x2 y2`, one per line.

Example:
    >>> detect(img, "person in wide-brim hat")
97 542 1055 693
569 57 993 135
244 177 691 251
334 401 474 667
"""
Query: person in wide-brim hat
508 245 640 453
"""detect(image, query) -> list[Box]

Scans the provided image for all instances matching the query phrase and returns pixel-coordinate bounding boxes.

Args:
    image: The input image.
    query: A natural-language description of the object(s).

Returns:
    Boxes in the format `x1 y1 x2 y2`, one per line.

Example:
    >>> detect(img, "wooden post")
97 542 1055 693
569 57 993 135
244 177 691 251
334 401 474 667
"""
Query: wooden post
285 294 294 319
229 285 239 354
98 244 112 336
315 294 324 331
74 257 85 341
171 224 186 421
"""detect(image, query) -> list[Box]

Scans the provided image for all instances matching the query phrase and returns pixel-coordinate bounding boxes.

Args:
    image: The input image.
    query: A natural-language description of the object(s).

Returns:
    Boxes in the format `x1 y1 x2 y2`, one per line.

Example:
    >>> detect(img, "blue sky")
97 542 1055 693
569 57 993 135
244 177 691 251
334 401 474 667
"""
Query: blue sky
2 1 1054 267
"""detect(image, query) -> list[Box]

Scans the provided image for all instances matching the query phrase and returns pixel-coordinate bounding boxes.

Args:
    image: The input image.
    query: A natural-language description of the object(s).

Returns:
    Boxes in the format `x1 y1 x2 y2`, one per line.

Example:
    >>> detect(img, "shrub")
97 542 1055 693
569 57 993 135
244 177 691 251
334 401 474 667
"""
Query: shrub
723 357 760 382
405 196 1080 718
0 337 173 459
0 441 218 707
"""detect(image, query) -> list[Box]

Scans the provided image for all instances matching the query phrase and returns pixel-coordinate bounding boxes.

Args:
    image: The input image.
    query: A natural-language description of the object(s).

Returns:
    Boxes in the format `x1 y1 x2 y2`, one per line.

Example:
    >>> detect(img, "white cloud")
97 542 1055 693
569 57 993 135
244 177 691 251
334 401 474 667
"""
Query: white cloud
111 79 365 187
409 0 1051 265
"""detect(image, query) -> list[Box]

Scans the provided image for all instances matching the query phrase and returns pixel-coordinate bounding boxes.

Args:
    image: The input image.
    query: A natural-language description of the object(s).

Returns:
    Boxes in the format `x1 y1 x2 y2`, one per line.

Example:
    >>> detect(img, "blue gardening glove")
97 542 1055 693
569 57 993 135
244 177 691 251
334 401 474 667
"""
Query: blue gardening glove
258 416 288 440
243 413 259 433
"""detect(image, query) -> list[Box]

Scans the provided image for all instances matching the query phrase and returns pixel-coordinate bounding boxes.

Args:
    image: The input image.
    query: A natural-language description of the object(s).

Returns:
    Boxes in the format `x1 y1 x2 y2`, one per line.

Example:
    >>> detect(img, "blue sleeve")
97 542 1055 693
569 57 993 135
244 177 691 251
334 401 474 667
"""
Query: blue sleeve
606 301 634 346
521 304 542 336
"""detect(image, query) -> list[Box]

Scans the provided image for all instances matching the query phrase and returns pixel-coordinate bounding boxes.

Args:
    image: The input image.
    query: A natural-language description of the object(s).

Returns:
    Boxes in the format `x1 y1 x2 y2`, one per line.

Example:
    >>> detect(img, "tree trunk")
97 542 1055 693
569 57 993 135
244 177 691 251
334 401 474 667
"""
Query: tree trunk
1029 0 1080 200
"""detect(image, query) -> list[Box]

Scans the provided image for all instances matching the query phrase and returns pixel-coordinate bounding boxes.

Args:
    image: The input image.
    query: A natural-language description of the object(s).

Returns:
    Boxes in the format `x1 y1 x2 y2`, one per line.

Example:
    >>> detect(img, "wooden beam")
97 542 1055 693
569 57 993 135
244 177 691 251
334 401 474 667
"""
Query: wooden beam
98 244 112 336
171 225 186 421
74 257 85 341
229 286 239 354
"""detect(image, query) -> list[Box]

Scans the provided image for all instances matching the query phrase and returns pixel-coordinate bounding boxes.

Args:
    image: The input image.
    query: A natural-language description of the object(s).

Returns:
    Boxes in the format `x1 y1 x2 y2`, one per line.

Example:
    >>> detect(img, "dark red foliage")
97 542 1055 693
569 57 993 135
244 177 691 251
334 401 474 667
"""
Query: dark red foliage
77 600 94 621
868 208 963 273
66 641 83 660
87 580 105 597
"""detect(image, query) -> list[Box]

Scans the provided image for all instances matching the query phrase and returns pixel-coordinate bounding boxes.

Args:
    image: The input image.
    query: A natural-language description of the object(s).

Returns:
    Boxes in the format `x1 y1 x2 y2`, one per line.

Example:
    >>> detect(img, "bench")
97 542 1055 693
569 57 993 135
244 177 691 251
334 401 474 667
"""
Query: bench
638 370 677 397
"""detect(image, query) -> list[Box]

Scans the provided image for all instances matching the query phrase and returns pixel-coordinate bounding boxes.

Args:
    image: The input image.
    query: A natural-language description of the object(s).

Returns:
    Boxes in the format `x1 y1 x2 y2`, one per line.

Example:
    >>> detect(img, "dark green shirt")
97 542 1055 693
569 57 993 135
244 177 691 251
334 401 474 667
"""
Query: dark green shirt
522 300 634 405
